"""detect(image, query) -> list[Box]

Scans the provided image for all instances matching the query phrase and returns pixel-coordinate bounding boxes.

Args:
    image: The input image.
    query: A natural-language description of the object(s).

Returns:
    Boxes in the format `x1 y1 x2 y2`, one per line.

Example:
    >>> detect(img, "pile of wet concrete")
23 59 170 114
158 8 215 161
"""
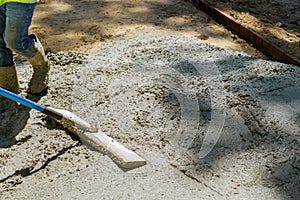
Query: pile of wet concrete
1 36 299 199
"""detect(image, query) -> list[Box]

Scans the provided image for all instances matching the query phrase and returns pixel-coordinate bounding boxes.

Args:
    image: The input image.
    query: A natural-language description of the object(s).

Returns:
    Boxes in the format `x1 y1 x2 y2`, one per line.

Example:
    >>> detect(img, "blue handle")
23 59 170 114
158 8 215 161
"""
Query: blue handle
0 87 45 112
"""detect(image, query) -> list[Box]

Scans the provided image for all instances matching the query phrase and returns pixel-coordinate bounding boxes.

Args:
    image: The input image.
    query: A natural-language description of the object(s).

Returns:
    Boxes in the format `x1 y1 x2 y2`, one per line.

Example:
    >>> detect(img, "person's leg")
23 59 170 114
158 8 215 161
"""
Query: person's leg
0 4 19 94
5 2 49 94
0 4 14 67
4 2 37 58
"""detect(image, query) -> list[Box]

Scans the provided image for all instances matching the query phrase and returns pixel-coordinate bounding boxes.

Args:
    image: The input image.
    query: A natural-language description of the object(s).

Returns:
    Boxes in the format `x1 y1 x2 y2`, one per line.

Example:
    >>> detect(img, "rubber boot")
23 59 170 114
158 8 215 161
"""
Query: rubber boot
0 66 20 94
27 34 50 94
0 66 19 114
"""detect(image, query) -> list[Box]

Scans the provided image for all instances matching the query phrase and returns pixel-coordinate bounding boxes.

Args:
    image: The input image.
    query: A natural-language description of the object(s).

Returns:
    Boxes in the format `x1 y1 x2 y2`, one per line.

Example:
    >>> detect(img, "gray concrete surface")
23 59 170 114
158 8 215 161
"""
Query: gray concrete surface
0 36 299 199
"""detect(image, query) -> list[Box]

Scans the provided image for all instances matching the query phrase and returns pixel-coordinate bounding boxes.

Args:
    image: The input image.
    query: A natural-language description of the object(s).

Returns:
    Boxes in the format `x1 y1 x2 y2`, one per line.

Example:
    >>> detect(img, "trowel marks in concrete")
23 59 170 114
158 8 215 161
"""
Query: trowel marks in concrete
72 36 299 160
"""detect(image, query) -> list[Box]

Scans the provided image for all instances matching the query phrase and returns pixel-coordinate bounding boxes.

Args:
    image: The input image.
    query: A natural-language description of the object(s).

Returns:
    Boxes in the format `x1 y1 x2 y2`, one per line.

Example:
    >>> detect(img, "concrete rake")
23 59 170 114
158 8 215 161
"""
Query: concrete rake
0 87 146 169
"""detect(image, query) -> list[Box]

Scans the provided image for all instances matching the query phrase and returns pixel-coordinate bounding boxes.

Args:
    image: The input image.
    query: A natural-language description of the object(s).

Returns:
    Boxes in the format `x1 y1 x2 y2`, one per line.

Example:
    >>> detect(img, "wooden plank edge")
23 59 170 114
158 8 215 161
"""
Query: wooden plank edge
190 0 300 67
80 131 146 170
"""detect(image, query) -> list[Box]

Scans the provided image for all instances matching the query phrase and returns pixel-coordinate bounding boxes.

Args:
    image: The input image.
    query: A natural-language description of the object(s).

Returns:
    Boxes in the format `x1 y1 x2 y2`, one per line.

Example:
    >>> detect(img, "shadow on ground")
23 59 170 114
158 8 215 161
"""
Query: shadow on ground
0 93 46 148
169 54 299 199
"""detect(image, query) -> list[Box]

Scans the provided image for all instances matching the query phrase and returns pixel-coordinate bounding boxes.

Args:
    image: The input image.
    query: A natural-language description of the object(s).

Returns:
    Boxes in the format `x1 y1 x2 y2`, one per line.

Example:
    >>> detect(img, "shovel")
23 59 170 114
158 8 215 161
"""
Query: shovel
0 87 146 169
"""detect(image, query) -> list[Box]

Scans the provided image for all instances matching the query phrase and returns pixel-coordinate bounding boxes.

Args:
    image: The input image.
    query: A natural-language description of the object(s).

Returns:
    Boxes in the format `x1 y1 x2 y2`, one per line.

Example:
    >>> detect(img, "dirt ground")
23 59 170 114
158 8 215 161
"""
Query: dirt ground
0 0 299 199
30 0 299 61
205 0 299 61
